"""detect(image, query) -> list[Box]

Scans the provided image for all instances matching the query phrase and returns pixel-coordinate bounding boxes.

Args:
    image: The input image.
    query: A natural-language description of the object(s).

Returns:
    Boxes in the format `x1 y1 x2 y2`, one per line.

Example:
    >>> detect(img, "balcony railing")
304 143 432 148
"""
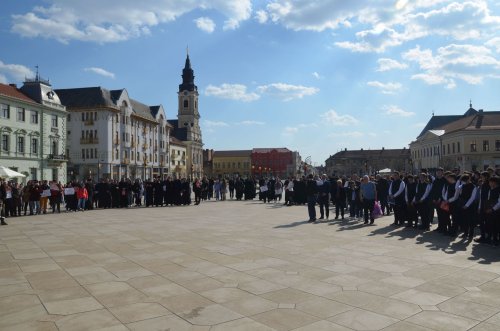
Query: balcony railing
48 154 66 161
123 158 130 165
131 141 136 148
114 138 120 145
80 137 99 144
84 119 94 126
142 143 148 149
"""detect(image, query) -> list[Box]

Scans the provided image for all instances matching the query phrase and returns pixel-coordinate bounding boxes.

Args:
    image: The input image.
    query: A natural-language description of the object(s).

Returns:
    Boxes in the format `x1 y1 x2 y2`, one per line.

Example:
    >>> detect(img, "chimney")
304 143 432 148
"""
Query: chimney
9 84 17 88
345 148 347 151
478 109 483 113
382 147 385 150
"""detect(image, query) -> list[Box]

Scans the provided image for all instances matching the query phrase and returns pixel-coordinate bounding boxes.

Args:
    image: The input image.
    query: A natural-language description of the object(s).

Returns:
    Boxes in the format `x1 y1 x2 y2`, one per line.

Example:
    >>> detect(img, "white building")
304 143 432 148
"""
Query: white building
0 77 68 182
56 87 171 181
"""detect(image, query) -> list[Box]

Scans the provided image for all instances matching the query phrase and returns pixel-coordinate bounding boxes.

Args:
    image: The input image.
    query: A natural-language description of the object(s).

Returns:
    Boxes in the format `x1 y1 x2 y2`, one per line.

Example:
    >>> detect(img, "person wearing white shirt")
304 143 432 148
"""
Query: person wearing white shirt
388 171 406 226
444 174 460 236
458 174 478 240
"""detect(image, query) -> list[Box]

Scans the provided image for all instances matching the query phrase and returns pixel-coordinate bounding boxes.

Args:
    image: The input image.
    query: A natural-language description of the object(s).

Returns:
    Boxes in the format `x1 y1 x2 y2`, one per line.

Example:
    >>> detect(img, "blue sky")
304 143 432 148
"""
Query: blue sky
1 1 500 165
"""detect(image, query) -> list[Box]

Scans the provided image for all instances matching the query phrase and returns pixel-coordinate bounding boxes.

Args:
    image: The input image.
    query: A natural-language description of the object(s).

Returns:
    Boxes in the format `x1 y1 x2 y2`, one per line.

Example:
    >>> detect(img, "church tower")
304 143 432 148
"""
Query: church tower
176 51 203 178
178 53 202 143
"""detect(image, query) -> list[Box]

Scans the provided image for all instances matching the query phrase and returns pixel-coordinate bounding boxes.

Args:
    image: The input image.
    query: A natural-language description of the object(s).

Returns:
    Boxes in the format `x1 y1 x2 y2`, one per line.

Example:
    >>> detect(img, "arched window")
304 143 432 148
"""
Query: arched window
184 100 188 108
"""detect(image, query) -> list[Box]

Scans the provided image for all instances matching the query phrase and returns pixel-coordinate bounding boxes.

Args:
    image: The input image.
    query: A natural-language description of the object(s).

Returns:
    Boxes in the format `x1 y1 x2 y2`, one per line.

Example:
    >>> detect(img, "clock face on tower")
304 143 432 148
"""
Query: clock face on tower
183 91 188 96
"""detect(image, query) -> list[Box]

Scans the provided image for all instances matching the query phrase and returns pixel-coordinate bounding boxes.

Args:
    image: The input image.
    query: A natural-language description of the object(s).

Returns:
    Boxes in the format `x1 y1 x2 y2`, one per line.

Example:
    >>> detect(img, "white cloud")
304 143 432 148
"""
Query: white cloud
312 71 323 79
486 37 500 53
255 10 268 24
283 127 299 135
402 44 500 88
257 1 500 54
383 105 415 117
367 81 403 94
238 120 265 125
256 83 319 101
376 58 408 72
0 60 34 83
321 110 359 126
204 120 229 128
205 83 260 102
11 0 252 43
84 67 115 79
194 17 215 33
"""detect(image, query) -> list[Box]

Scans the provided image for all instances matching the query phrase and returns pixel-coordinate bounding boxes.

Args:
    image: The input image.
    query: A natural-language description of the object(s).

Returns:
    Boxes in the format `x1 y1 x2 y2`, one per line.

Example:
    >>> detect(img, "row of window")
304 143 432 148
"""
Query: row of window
214 162 251 170
414 140 500 159
0 104 59 127
1 134 59 155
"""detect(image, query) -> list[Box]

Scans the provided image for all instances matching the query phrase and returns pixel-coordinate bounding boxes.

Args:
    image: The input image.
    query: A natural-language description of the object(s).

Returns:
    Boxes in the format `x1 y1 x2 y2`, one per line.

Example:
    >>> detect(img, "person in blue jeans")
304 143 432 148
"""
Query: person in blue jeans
360 175 378 225
306 174 318 222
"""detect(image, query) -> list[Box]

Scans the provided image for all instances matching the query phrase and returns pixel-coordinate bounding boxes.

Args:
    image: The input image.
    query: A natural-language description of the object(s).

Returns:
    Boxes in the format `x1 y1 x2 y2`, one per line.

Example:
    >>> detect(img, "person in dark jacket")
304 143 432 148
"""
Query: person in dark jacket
334 179 347 219
306 175 318 222
318 175 331 220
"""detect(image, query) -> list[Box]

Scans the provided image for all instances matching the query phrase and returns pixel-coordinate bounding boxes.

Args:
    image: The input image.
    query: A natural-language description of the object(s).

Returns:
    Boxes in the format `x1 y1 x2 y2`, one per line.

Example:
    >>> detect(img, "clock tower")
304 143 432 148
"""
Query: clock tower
176 52 203 178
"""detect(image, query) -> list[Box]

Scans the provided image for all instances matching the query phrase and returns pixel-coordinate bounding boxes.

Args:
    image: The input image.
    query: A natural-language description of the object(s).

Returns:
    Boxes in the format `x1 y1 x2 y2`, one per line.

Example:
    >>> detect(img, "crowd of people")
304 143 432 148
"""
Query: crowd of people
1 168 499 246
300 167 500 245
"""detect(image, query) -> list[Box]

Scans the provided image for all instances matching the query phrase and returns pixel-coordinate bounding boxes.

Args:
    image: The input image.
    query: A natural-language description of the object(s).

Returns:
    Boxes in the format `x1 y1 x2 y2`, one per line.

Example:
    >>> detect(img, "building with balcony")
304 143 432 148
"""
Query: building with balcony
410 103 500 172
0 76 68 183
56 87 171 181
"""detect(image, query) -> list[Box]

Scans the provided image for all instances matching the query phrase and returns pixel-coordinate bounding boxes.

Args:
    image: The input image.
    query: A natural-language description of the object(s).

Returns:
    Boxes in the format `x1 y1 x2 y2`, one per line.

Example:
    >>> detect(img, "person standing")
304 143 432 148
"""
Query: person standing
476 172 491 243
193 178 202 205
306 175 318 222
388 171 406 226
318 175 331 220
404 175 418 228
414 173 433 231
360 175 377 225
485 177 500 245
376 175 390 216
228 178 235 199
430 168 447 232
458 174 478 240
0 179 7 225
76 184 88 211
334 179 346 219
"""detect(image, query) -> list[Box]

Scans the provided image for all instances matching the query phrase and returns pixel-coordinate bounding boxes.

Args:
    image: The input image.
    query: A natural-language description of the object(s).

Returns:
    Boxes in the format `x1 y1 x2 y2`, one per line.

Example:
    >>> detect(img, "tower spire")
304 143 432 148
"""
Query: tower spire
469 99 472 109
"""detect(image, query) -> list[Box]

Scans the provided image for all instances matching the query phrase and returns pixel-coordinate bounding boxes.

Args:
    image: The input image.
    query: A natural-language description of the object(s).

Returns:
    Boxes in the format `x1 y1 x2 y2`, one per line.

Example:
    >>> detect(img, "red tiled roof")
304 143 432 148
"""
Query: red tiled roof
0 83 37 104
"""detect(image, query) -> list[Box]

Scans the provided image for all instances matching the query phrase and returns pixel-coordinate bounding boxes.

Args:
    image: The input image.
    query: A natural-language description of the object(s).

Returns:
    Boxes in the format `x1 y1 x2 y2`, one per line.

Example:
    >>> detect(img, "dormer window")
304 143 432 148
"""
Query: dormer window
184 100 188 108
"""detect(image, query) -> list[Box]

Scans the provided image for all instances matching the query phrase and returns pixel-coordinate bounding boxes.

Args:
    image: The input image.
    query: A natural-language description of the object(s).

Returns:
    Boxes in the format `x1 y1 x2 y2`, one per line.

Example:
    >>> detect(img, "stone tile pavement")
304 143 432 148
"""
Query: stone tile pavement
1 200 500 330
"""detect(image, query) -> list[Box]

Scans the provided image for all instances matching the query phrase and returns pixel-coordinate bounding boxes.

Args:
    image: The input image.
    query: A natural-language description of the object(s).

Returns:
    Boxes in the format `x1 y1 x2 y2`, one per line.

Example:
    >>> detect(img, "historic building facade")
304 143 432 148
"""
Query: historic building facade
410 104 500 171
251 148 295 178
168 54 203 179
170 137 187 178
325 148 411 176
56 87 171 181
0 77 68 182
212 150 252 177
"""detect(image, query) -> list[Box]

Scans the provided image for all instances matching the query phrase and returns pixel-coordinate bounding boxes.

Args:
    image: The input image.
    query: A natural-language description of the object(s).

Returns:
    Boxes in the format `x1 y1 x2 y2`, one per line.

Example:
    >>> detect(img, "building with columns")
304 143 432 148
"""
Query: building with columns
56 87 171 181
168 54 204 179
0 77 68 183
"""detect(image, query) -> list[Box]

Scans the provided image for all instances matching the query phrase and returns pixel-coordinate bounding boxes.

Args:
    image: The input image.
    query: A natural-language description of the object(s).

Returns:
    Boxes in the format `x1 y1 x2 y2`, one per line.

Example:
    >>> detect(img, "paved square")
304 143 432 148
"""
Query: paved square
1 201 500 330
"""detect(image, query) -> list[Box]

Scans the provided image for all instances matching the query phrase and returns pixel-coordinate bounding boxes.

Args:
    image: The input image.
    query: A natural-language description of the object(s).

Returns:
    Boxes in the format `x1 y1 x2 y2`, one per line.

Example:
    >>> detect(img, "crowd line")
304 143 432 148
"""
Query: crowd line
1 168 499 246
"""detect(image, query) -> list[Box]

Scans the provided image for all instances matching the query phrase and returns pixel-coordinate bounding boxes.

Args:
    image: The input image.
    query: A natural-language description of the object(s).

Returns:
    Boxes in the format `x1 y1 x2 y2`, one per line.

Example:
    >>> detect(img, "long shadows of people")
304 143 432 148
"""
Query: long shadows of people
274 220 310 228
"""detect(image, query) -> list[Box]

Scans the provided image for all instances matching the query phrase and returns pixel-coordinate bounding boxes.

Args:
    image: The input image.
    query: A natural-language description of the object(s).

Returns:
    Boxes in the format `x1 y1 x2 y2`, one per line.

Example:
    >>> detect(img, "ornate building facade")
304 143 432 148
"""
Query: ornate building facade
0 77 68 183
56 87 171 181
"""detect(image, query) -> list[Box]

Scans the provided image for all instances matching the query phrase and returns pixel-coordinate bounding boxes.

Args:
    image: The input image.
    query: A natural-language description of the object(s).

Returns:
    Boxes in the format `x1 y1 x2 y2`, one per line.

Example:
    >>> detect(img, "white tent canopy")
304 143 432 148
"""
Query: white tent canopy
0 166 26 179
378 168 392 174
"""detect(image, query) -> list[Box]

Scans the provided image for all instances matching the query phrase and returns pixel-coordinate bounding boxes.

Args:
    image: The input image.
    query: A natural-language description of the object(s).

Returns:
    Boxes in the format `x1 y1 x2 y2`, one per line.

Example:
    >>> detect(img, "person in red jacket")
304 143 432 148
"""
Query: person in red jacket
76 184 88 212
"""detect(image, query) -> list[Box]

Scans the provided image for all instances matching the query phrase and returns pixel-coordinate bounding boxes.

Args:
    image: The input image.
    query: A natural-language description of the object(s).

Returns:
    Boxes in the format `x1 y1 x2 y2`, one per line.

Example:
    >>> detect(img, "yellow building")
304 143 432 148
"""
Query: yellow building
410 105 500 172
212 150 252 177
